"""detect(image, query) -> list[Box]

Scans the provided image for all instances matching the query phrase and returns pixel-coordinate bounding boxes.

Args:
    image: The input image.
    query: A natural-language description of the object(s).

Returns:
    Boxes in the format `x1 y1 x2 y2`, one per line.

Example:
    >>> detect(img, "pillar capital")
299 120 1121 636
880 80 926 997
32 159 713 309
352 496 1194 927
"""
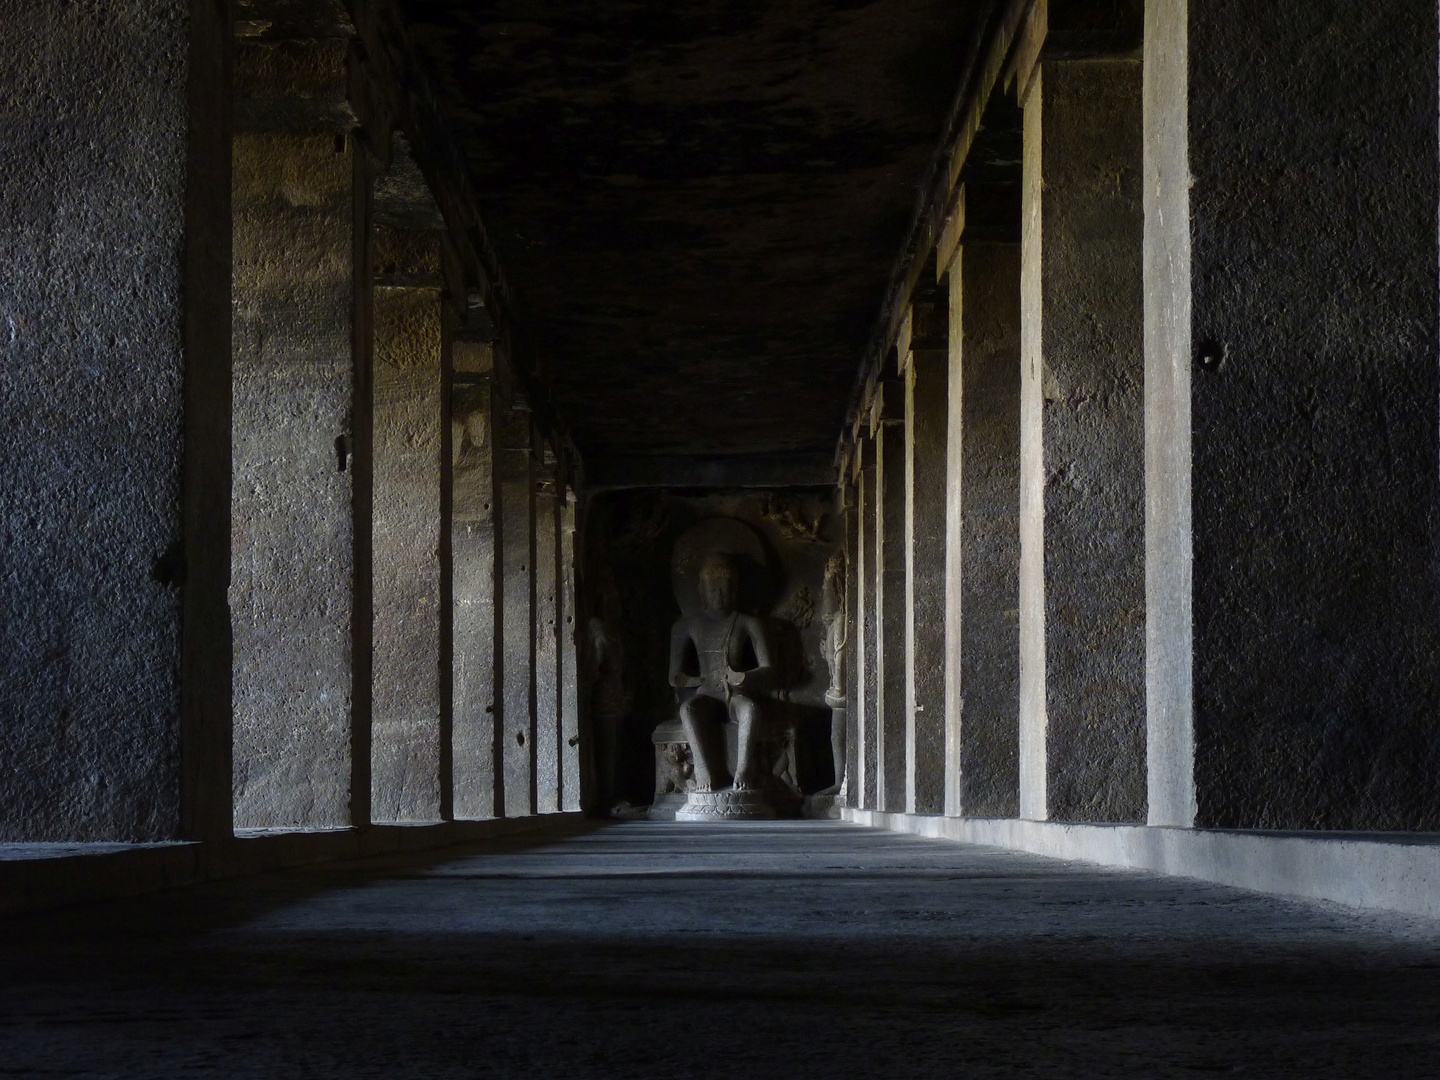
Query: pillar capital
870 377 905 431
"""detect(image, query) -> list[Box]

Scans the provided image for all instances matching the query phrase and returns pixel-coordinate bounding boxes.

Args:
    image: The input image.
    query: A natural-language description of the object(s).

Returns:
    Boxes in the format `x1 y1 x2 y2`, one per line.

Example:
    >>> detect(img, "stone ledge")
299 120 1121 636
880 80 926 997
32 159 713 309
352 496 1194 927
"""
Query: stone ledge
0 814 584 918
844 809 1440 919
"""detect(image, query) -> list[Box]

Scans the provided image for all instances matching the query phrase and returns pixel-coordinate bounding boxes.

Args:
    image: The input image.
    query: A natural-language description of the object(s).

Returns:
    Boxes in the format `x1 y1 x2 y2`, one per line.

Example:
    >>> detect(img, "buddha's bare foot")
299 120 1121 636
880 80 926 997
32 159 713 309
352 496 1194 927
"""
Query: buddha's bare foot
732 770 759 791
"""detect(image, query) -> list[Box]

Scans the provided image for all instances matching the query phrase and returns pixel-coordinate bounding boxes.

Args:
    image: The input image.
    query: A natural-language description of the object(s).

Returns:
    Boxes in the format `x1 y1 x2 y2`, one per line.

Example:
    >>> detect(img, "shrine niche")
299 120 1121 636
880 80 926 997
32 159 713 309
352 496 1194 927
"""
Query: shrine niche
662 519 792 820
581 490 843 818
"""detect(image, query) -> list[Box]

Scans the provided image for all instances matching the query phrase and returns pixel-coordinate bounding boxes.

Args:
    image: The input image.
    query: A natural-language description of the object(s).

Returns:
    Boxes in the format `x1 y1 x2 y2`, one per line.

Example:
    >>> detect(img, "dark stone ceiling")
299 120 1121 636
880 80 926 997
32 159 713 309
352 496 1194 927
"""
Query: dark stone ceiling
400 0 987 460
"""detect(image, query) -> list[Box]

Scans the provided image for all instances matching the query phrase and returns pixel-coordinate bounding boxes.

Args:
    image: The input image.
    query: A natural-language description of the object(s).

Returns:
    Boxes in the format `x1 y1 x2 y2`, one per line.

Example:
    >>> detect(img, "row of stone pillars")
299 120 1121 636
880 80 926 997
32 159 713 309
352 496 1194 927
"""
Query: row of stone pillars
224 11 584 832
2 0 589 843
839 0 1440 833
229 38 582 827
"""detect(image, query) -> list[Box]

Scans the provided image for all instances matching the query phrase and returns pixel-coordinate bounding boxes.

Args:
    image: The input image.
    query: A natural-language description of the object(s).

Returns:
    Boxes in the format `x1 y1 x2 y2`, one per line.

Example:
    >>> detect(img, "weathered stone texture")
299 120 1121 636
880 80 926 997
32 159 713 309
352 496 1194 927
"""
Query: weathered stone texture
233 37 350 132
496 409 536 817
856 452 878 809
1020 60 1146 824
841 489 861 805
1017 82 1047 819
451 372 499 819
371 284 444 822
875 412 907 812
1143 0 1195 827
947 243 1022 819
1157 0 1440 830
230 132 354 829
534 471 561 814
903 304 949 816
558 494 581 812
0 0 193 840
406 2 986 462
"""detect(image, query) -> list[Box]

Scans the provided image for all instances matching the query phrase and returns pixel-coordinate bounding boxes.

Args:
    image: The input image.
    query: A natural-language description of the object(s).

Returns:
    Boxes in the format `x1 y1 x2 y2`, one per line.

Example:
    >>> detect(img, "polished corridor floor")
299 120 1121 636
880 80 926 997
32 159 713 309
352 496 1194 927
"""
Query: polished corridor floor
4 821 1440 1078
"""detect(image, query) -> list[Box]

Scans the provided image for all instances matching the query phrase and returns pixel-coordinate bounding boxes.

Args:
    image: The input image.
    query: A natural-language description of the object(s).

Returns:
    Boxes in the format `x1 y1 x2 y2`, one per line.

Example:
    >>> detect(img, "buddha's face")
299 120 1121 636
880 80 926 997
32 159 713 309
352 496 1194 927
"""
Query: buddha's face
698 559 738 613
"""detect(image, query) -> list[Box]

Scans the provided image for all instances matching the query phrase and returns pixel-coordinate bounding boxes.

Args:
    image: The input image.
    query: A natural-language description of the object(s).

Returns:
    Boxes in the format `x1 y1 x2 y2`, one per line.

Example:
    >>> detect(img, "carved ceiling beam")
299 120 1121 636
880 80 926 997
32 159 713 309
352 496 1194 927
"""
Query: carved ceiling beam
585 453 837 492
835 0 1141 479
341 0 581 488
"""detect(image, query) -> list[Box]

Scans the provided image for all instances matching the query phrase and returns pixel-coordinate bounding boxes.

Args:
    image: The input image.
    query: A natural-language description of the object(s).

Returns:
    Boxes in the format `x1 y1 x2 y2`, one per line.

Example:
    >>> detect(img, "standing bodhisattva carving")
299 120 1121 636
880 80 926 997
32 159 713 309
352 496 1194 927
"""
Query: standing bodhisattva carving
815 548 848 797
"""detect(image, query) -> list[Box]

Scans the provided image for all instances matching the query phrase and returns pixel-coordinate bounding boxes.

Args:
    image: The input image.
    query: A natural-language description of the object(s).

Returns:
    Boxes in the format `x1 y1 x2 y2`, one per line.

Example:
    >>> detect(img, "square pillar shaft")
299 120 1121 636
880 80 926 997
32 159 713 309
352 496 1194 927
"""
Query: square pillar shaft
438 306 454 823
1146 0 1440 829
495 404 537 817
451 351 500 818
0 0 232 841
945 242 1022 818
559 491 582 812
230 38 358 830
1019 59 1146 823
534 457 561 814
903 305 950 815
856 445 879 809
874 380 908 811
371 231 445 823
841 481 861 803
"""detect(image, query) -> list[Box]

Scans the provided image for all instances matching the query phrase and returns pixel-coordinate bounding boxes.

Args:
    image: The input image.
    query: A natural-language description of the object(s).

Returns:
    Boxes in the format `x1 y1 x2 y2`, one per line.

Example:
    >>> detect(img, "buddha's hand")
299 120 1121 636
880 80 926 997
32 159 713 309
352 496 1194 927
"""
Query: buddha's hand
724 667 746 687
671 673 701 688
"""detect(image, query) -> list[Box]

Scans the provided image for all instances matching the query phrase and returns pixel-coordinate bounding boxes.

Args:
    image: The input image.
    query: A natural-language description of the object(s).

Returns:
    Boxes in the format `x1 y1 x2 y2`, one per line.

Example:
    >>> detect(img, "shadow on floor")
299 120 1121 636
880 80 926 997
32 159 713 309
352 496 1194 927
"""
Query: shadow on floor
3 821 1439 1079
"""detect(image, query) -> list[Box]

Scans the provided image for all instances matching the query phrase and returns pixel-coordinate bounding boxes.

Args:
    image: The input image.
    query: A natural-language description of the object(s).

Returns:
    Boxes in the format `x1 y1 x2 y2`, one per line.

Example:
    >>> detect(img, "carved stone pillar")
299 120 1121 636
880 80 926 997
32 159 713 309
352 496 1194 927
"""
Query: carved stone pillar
873 378 907 812
451 342 500 819
230 25 360 830
370 163 446 823
1018 57 1145 823
495 400 537 817
1146 0 1440 830
856 437 879 809
944 239 1022 819
902 302 949 815
0 0 231 841
558 486 582 812
841 475 862 804
533 449 561 814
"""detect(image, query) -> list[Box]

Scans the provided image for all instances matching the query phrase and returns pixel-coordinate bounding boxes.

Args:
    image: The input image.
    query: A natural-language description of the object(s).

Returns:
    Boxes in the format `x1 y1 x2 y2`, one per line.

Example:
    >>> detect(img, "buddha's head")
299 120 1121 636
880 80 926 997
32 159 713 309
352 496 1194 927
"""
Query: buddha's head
698 552 740 613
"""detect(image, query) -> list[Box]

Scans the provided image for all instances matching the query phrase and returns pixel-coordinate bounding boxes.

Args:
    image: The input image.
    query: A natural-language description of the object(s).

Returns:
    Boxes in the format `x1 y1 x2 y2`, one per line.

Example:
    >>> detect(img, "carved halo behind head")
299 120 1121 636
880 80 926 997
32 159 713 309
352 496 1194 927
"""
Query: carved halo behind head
671 518 771 618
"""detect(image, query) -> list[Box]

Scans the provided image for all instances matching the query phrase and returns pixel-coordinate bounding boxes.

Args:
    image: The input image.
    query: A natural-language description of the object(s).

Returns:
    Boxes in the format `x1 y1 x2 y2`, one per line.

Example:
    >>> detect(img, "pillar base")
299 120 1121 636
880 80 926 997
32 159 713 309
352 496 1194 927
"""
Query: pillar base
802 792 846 820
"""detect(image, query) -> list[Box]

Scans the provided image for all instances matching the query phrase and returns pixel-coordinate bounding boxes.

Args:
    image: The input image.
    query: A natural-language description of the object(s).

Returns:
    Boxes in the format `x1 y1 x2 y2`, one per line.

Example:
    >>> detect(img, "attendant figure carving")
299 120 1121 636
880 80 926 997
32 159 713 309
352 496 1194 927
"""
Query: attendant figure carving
814 549 848 798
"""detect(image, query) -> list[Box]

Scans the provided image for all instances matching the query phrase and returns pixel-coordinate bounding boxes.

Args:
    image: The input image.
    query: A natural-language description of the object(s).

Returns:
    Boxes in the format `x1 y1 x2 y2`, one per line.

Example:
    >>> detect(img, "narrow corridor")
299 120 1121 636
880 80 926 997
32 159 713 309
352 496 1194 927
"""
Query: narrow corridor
4 822 1439 1078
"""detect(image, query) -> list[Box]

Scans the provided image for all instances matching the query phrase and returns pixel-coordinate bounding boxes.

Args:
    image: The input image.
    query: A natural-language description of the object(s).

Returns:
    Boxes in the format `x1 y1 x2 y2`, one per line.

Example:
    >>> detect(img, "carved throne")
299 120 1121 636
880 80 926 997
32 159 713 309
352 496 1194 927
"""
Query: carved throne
649 713 802 820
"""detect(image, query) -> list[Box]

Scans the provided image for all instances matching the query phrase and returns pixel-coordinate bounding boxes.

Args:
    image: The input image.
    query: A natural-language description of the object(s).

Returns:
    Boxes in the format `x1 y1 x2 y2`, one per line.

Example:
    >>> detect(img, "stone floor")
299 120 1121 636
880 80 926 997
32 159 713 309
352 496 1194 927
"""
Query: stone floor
4 820 1440 1078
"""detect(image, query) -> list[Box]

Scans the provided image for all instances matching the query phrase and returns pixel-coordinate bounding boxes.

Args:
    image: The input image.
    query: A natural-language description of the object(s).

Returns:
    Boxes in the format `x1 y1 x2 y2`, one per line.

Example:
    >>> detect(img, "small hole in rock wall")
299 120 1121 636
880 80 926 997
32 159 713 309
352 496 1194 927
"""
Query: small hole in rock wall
1197 339 1226 371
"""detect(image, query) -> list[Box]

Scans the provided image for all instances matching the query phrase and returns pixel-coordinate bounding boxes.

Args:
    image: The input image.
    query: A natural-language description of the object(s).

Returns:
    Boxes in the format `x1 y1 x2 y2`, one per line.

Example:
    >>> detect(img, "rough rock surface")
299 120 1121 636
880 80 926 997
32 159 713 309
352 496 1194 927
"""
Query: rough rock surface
398 0 985 458
231 131 355 831
1145 0 1440 830
949 243 1022 818
1020 59 1145 825
1042 59 1146 824
5 822 1440 1077
371 283 445 823
0 0 191 840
